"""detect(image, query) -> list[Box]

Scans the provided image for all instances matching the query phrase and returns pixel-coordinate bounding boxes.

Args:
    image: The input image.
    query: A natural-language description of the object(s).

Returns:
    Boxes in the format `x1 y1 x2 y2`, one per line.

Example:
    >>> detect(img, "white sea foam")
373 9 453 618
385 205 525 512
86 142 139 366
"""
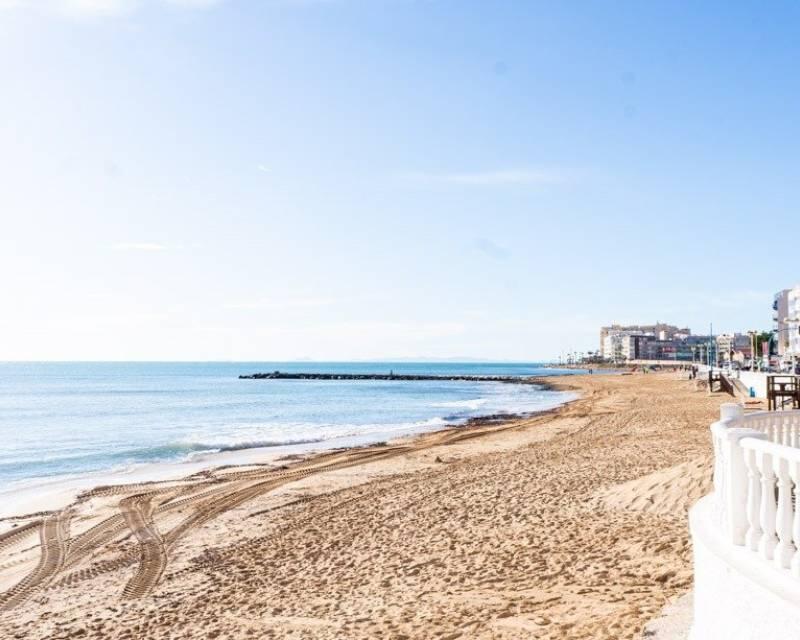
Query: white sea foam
177 417 450 457
430 398 488 410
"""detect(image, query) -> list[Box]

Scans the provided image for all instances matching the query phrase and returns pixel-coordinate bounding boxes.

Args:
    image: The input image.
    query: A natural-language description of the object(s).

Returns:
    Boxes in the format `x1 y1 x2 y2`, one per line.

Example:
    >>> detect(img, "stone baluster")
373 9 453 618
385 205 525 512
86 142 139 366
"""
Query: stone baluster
790 460 800 577
774 456 796 568
757 449 778 560
712 429 723 497
745 447 763 551
716 405 768 546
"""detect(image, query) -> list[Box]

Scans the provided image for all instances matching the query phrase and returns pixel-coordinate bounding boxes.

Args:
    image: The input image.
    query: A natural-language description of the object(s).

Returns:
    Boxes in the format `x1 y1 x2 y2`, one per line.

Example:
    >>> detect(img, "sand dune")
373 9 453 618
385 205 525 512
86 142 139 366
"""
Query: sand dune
0 372 726 639
595 455 713 516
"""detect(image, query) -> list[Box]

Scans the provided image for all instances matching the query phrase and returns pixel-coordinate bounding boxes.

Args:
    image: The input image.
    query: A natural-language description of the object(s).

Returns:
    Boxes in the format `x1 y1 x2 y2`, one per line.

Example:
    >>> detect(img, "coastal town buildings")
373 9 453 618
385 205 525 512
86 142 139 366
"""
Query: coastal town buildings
715 333 753 364
599 323 691 362
598 323 717 363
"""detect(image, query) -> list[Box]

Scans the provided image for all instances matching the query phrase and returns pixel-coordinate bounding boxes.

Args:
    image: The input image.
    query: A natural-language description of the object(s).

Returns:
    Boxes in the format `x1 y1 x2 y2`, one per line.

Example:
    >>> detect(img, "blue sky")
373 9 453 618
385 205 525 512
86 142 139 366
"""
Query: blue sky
1 1 799 360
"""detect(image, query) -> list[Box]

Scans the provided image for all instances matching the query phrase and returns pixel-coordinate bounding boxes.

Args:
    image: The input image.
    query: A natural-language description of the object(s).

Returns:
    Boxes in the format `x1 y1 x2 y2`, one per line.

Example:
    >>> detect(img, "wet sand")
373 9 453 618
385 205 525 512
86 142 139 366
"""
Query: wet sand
0 372 728 639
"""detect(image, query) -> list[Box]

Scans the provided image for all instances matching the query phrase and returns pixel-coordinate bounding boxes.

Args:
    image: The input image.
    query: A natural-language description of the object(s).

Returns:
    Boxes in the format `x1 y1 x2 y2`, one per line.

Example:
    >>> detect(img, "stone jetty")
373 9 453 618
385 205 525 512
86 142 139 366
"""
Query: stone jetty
239 371 529 383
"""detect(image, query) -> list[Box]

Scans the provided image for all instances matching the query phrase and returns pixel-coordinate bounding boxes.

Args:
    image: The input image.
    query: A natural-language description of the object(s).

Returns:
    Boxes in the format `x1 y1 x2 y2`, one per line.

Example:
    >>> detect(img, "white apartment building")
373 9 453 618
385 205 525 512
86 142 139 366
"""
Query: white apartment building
601 330 651 362
602 332 625 362
788 290 800 359
774 286 800 361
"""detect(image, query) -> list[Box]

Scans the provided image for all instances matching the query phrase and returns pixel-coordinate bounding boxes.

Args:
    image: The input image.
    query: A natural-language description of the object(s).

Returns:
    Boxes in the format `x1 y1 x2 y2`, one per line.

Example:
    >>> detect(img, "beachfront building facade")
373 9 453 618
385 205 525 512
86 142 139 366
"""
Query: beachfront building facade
599 323 691 362
602 331 634 363
716 333 753 364
774 286 800 363
597 323 720 363
774 288 791 357
642 334 716 363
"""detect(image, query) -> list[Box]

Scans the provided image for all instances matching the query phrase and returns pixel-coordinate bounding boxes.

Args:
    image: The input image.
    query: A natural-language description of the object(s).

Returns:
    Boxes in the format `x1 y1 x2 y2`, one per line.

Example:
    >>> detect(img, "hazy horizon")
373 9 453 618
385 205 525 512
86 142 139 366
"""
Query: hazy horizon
0 356 553 364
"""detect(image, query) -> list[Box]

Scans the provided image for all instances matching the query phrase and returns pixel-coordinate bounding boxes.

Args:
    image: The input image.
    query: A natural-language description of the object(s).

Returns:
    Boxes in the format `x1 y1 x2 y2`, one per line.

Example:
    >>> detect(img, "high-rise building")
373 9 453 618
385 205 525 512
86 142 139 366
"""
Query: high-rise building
599 323 691 359
774 286 800 362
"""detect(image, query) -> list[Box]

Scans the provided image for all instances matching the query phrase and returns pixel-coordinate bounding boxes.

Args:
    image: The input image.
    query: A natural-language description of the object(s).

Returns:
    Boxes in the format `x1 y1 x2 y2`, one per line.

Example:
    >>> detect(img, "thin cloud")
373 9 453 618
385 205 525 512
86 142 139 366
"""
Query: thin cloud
316 321 466 340
112 242 169 252
224 296 335 311
473 238 510 260
166 0 220 7
257 164 271 174
402 168 570 187
249 321 467 341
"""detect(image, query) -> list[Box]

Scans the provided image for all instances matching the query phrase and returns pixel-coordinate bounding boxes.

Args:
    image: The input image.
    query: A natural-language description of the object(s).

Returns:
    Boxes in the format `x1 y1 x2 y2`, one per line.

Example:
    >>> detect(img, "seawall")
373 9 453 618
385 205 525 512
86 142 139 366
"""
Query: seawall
239 372 528 382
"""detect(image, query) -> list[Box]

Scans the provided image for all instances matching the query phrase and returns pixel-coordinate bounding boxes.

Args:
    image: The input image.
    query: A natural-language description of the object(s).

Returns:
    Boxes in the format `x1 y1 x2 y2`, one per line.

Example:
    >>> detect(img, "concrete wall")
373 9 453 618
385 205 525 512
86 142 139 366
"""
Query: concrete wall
701 367 768 398
734 371 768 398
689 496 800 639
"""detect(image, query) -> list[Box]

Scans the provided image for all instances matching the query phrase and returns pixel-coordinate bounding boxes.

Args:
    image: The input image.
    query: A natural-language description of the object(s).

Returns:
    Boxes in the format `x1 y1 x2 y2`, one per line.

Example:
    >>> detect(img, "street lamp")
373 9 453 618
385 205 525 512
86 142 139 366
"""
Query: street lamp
748 330 758 372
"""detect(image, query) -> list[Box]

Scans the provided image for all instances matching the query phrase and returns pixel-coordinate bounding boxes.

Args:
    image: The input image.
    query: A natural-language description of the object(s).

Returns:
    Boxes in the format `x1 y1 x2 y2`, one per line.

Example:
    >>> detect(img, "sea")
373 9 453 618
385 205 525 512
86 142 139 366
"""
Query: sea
0 362 582 499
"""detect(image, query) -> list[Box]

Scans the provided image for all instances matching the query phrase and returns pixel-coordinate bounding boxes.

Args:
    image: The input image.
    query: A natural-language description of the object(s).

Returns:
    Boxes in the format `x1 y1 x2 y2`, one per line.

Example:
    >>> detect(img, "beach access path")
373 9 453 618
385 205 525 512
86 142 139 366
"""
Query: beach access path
0 372 727 640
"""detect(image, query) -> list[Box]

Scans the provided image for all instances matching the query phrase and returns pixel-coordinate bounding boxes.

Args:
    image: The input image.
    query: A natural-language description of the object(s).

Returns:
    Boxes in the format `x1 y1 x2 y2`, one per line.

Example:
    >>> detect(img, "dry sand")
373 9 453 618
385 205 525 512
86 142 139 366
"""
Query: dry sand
0 372 736 639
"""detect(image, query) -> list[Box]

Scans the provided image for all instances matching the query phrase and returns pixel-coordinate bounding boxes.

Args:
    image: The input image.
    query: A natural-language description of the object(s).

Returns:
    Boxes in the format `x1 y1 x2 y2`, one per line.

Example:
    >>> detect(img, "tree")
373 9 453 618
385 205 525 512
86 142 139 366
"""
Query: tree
755 331 773 357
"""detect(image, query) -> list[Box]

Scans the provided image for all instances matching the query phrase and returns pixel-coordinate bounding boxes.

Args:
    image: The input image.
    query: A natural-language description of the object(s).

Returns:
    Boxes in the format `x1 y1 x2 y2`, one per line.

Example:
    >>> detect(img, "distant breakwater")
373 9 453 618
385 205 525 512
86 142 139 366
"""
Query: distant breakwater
239 372 531 383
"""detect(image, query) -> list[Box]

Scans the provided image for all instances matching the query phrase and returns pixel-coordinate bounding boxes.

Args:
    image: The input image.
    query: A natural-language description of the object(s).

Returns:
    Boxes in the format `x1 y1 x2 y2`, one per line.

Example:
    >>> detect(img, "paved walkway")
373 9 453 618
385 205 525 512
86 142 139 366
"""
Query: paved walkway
642 592 692 639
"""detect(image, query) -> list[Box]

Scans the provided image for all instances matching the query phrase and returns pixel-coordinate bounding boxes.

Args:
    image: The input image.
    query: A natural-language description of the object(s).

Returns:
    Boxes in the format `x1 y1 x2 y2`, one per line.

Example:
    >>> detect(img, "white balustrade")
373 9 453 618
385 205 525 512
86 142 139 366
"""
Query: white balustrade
712 403 800 580
740 409 800 445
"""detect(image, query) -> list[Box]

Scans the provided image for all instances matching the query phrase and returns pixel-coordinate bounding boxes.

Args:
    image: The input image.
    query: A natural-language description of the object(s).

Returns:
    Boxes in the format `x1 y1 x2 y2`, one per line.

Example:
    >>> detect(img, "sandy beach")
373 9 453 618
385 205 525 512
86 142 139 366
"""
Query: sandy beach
0 372 731 639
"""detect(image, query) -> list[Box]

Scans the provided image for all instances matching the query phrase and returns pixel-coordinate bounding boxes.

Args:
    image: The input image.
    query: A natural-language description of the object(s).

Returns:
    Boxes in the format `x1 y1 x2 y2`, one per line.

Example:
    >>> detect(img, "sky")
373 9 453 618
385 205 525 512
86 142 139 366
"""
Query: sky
1 1 799 361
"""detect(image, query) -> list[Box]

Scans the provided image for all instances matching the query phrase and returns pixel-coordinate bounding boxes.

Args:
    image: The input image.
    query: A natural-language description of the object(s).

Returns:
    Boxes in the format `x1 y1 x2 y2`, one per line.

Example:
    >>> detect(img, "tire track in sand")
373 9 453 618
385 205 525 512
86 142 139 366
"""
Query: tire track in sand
120 495 167 599
0 520 41 555
0 512 70 612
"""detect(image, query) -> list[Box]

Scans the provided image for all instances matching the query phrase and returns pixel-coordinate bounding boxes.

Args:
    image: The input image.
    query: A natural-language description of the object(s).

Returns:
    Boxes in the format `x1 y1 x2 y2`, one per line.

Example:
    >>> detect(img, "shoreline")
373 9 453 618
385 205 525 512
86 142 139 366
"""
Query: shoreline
0 371 721 639
0 376 577 523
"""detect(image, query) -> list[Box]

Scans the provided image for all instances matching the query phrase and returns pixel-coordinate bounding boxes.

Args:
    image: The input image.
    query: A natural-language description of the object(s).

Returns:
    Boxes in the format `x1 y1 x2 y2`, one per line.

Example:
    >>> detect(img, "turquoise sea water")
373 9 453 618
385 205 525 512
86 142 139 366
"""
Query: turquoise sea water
0 362 581 492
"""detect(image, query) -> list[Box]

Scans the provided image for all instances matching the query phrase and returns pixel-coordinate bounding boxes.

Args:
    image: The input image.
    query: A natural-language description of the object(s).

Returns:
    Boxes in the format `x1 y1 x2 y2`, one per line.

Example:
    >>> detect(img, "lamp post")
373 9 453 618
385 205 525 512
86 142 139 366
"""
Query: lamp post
748 330 758 372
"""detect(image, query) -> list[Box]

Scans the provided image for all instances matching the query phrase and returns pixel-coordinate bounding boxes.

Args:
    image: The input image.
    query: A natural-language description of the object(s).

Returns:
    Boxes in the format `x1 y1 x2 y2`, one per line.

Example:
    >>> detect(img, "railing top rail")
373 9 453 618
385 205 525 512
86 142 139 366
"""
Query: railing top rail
741 409 800 423
740 436 800 463
711 418 746 434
